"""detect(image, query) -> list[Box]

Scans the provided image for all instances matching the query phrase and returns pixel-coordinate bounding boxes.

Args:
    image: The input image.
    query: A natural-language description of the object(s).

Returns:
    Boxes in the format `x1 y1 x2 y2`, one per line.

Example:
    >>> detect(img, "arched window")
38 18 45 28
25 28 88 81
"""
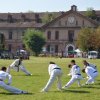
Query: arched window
68 46 73 52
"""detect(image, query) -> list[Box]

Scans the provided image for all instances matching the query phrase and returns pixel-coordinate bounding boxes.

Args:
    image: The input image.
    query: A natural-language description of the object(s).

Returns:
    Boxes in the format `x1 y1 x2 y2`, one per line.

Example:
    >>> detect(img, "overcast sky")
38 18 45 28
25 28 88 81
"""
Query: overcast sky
0 0 99 12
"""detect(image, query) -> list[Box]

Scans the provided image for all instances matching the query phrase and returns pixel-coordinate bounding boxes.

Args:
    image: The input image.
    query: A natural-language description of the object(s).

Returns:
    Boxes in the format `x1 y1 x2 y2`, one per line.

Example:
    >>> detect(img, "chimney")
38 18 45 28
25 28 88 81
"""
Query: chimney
71 5 77 11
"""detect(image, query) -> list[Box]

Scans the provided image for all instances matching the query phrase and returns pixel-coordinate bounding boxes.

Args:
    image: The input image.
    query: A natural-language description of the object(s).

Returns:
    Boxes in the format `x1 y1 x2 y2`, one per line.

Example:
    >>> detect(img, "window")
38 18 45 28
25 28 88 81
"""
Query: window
0 34 4 44
76 20 78 26
55 31 59 40
47 31 51 40
9 31 13 40
35 14 41 23
8 14 13 23
65 21 67 25
22 31 25 36
47 45 50 52
21 14 26 22
68 30 74 42
55 45 58 53
82 20 84 26
8 44 12 51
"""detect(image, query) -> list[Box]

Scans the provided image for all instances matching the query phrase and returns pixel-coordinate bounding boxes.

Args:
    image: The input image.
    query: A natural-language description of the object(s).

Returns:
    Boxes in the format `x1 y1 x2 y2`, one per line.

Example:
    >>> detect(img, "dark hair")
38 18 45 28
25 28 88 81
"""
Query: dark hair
1 67 7 71
71 60 75 63
49 61 55 64
83 60 87 63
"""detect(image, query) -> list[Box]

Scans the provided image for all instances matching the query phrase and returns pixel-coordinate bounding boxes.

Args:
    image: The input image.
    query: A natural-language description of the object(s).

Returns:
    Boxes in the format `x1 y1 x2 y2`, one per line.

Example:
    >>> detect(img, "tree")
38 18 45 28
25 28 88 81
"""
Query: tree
85 7 97 19
42 12 57 23
77 27 100 52
23 29 46 56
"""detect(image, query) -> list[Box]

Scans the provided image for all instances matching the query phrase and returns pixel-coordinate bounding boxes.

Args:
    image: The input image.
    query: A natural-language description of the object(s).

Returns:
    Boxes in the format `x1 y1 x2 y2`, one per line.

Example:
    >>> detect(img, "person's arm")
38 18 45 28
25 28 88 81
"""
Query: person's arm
48 65 51 75
6 73 12 85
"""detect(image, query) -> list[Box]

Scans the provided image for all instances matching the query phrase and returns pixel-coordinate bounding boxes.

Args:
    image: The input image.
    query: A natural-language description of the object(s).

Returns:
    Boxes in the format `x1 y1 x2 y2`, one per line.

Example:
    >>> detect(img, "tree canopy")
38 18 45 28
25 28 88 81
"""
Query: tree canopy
23 29 46 56
77 27 100 52
85 7 97 19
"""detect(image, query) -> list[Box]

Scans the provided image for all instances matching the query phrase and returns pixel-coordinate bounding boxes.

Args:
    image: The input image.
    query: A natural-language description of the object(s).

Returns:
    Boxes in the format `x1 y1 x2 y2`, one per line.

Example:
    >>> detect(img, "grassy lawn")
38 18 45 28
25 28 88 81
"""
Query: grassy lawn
0 57 100 100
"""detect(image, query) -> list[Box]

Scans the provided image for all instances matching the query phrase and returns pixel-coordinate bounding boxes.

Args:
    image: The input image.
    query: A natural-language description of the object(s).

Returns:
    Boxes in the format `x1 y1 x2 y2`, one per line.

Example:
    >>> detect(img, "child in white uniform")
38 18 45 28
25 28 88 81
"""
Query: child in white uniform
41 62 63 92
63 60 82 89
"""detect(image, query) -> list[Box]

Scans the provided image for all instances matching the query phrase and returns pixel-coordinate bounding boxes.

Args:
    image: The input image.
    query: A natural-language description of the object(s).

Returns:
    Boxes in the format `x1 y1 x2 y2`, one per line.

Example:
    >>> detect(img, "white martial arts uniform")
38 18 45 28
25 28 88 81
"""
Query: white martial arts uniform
63 65 82 88
0 70 26 94
85 66 98 84
42 64 63 92
84 62 97 69
7 59 31 75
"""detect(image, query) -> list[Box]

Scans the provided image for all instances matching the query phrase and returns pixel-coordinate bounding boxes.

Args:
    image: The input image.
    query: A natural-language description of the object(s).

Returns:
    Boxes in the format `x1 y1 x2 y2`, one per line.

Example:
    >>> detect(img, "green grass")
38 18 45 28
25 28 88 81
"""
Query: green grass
0 57 100 100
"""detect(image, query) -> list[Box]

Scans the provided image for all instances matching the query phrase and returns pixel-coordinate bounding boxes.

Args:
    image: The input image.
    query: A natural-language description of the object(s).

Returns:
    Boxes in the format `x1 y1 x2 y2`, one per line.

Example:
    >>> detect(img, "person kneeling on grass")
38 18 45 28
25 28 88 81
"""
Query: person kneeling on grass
62 60 83 89
41 62 63 92
0 66 28 94
82 66 98 85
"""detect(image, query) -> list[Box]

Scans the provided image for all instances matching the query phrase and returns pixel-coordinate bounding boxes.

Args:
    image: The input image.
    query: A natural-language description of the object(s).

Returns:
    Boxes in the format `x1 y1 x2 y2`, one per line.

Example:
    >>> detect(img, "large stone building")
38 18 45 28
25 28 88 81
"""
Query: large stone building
0 5 100 55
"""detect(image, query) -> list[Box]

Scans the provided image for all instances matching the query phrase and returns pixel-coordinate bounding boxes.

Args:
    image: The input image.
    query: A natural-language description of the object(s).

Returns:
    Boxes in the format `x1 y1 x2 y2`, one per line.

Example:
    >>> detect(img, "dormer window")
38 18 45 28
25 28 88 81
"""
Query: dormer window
21 14 26 21
8 14 13 23
71 5 77 11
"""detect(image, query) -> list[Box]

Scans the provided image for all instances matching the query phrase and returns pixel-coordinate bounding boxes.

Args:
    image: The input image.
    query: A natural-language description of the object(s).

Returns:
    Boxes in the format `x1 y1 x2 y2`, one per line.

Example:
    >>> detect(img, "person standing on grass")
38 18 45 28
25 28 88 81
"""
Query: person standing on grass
0 66 28 94
41 62 63 92
7 56 32 76
62 60 83 89
82 66 98 85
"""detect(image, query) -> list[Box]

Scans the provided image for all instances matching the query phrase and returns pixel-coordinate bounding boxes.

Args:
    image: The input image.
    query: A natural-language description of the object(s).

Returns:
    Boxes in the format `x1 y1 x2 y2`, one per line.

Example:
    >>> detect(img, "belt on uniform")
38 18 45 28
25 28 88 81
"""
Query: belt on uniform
0 79 3 81
93 71 97 73
76 74 81 75
53 68 61 70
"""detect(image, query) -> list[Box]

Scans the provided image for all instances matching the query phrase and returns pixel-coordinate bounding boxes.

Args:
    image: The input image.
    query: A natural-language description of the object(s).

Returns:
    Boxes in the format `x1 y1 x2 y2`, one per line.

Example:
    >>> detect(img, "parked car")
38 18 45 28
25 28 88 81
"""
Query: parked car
88 51 98 59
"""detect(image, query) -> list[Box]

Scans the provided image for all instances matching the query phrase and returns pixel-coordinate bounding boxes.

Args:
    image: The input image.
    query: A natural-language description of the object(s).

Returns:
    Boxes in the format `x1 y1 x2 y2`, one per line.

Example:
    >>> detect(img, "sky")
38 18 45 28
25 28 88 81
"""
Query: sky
0 0 100 13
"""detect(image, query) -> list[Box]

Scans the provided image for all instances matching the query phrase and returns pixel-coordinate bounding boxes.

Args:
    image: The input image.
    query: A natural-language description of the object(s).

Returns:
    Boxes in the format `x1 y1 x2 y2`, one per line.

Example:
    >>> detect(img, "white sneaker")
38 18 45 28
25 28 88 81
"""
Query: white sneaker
40 89 48 92
62 86 68 89
21 91 29 94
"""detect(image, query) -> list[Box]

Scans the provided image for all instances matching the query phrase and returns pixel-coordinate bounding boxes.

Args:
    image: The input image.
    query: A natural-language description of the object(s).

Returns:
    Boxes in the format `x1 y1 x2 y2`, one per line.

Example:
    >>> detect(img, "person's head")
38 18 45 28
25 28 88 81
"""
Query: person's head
49 61 55 64
82 68 85 73
83 60 88 65
70 60 76 65
1 67 7 72
19 56 23 61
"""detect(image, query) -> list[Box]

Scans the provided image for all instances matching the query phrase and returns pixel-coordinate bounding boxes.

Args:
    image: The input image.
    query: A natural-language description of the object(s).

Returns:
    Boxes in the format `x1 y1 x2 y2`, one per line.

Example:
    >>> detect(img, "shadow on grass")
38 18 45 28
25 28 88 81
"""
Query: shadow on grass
0 92 33 95
13 74 40 77
82 85 100 89
54 90 90 93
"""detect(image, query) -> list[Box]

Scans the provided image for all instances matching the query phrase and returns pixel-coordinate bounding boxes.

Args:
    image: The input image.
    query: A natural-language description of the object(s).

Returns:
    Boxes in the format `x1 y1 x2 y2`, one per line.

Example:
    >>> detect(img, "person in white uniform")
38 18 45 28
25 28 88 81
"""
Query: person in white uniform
7 57 32 76
0 66 28 94
63 60 82 89
83 60 97 69
82 66 98 84
41 62 63 92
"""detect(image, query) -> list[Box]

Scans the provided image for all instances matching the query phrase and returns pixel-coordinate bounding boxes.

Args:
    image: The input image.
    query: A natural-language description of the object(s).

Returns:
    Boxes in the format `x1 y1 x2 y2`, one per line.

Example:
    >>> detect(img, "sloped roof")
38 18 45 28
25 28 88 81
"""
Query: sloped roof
42 10 99 29
0 22 44 29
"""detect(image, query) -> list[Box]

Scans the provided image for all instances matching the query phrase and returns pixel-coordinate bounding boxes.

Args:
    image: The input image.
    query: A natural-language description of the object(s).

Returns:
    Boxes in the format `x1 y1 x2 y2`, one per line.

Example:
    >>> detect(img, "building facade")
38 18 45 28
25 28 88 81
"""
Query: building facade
0 5 100 55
